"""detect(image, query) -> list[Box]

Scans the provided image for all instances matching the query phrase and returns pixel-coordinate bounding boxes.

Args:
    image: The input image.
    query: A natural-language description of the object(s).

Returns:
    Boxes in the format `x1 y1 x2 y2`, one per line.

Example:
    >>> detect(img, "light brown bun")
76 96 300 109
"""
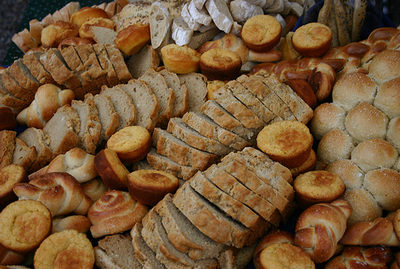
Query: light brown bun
387 116 400 152
0 200 52 253
81 177 109 204
310 103 346 141
52 215 92 234
0 107 17 130
368 49 400 85
374 77 400 119
294 170 346 209
70 7 110 28
0 164 28 209
33 229 95 269
292 22 332 57
284 78 318 109
57 36 95 50
325 159 364 189
393 209 400 241
289 149 317 178
199 48 242 81
317 129 355 165
161 44 201 74
241 15 282 52
114 23 151 56
78 17 114 41
41 21 79 48
257 120 313 168
126 169 179 206
94 148 130 191
106 126 151 163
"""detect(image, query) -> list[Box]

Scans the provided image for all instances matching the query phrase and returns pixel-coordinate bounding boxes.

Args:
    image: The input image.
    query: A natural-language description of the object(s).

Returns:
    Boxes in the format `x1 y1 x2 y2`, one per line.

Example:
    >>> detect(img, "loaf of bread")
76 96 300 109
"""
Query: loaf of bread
114 23 151 56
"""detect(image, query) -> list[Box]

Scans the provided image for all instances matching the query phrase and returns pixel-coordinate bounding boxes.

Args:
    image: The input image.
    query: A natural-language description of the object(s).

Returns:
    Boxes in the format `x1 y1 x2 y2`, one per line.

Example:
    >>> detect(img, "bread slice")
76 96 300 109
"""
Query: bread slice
43 104 80 158
104 44 133 84
85 93 119 144
154 194 226 261
182 112 251 151
149 2 171 50
127 44 161 79
12 137 37 172
203 164 281 227
188 171 271 236
1 68 33 102
17 127 52 173
139 68 175 127
121 79 160 132
131 223 166 269
100 86 137 131
159 69 188 117
71 98 101 154
22 50 55 85
0 75 28 112
172 182 254 248
167 117 232 156
141 208 219 268
91 26 117 45
92 43 120 86
178 73 207 113
8 59 40 95
146 147 198 180
0 130 16 169
152 127 219 171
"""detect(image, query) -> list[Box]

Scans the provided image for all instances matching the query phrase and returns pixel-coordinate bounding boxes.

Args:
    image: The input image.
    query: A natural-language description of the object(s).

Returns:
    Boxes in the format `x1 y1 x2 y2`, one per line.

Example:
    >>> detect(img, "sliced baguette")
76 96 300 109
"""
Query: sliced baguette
127 44 161 79
178 72 208 113
159 68 189 117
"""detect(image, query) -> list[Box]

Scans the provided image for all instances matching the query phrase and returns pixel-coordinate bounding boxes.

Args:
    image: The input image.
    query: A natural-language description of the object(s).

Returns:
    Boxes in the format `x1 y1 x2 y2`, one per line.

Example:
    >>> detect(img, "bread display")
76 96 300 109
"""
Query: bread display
41 21 79 48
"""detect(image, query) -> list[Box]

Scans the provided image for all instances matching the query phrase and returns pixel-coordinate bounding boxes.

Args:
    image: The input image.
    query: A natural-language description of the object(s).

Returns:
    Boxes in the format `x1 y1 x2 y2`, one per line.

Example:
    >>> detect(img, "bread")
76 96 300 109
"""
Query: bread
310 103 346 141
127 44 161 79
94 148 130 191
104 44 133 84
0 243 26 266
16 84 76 129
57 36 94 50
41 21 79 48
13 172 92 217
368 49 400 85
78 17 114 41
294 199 352 263
374 77 400 120
284 78 318 109
0 130 16 169
241 15 282 52
90 26 118 45
204 0 234 33
199 48 242 81
33 229 95 269
126 169 179 206
289 149 317 177
292 22 332 57
0 164 27 209
178 72 208 113
0 200 52 253
11 137 36 172
115 23 151 56
52 215 92 234
81 177 109 204
149 2 171 50
88 190 148 238
161 44 201 74
70 6 110 28
8 59 40 95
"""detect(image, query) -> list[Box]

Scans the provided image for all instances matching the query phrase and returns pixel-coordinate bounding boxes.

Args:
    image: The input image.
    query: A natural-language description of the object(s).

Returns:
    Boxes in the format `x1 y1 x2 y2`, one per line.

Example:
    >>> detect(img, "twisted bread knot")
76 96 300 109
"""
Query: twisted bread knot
13 172 91 217
294 199 352 264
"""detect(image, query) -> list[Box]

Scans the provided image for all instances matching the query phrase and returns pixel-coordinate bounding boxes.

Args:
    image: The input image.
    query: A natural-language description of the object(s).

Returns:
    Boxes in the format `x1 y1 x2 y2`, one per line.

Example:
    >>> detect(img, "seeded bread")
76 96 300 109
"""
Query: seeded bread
127 45 161 79
12 138 37 172
159 69 189 117
178 73 207 113
0 130 16 169
152 127 219 171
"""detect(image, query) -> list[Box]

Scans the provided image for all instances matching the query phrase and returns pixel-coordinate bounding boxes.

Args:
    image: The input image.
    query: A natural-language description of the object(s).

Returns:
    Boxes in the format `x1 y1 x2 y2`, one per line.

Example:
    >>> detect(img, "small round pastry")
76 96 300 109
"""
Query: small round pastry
115 23 151 56
106 126 151 163
0 164 28 209
94 148 130 191
284 78 318 109
33 229 95 269
199 48 242 81
294 170 346 209
256 120 313 168
70 7 110 28
289 149 317 178
317 129 355 165
0 200 52 253
58 36 94 50
41 21 79 48
241 15 282 52
0 107 17 131
374 77 400 119
126 169 179 206
368 49 400 85
78 17 114 41
292 22 332 57
161 44 201 74
310 103 346 141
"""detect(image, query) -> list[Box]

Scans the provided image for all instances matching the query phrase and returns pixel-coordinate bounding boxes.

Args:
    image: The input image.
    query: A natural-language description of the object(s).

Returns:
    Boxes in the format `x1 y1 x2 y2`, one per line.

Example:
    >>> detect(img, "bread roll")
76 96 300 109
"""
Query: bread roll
292 22 332 57
70 7 110 28
52 215 92 234
115 23 151 56
41 21 79 48
344 188 382 226
0 164 27 210
368 49 400 85
387 116 400 153
374 77 400 119
78 17 114 41
310 103 346 141
81 177 109 203
199 48 242 81
161 44 201 74
325 159 364 189
317 129 355 165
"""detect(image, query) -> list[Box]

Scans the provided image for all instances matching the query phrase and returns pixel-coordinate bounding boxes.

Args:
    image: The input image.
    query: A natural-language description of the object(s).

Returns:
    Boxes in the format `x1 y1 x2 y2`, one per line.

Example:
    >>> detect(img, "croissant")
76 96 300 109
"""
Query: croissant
16 84 75 129
13 172 91 217
294 199 352 264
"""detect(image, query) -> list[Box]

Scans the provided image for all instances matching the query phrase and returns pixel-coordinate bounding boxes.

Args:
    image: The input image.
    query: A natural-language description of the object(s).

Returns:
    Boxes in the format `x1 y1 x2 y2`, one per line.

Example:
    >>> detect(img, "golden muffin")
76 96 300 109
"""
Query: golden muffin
292 22 332 57
161 44 201 74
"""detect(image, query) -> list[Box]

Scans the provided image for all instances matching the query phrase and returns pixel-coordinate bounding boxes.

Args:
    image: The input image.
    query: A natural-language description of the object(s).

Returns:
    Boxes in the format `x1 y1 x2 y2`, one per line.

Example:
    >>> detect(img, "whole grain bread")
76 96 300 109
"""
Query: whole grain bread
104 44 133 84
127 44 161 79
22 50 55 85
159 69 189 117
178 73 208 113
8 59 40 95
12 137 37 172
92 43 120 87
1 68 33 102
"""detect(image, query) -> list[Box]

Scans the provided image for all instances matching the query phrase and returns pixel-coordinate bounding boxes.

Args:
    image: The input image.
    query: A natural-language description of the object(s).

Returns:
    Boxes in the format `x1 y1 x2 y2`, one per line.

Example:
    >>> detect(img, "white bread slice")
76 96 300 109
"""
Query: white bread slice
127 45 161 79
149 2 171 49
159 69 188 117
171 17 194 46
91 26 118 45
177 72 208 113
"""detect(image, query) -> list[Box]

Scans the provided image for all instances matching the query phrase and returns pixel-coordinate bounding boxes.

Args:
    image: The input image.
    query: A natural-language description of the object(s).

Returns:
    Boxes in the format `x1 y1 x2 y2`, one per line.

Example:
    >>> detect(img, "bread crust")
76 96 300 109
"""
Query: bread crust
70 6 110 28
115 23 151 56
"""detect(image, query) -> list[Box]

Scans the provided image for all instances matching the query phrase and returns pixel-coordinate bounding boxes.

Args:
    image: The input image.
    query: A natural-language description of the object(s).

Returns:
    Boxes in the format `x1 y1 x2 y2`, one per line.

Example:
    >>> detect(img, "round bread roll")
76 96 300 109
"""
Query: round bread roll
0 164 28 209
310 103 346 141
33 229 95 269
161 44 201 74
284 78 318 109
289 149 317 178
0 107 17 131
317 129 355 165
351 138 398 173
386 116 400 152
199 48 242 81
345 101 388 144
368 50 400 85
325 159 364 189
41 21 79 48
70 7 110 28
78 17 114 41
256 120 313 168
240 15 282 52
374 77 400 119
332 72 378 113
344 188 382 226
106 126 151 163
115 23 151 56
294 170 346 209
0 200 52 253
292 22 332 57
126 169 179 206
393 209 400 242
58 36 94 50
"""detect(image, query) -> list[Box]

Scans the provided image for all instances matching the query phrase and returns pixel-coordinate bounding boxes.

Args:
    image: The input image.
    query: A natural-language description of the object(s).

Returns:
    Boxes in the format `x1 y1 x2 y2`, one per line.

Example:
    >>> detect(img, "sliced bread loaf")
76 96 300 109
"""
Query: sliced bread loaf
127 44 161 79
1 68 32 102
0 130 16 169
22 50 55 85
104 44 133 84
8 59 40 95
159 68 189 117
92 43 120 87
0 76 28 113
12 137 37 172
178 73 207 113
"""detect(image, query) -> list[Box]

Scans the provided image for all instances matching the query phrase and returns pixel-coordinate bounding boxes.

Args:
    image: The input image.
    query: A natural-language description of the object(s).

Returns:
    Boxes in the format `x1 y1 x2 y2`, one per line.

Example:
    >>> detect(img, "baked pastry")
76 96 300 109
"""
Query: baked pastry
0 200 52 253
52 215 92 234
33 229 95 269
0 242 26 265
199 48 242 81
0 107 17 131
284 78 318 109
240 15 282 52
0 164 28 209
87 190 148 238
41 21 79 48
70 6 110 28
106 126 152 163
57 36 94 50
293 170 346 209
126 169 179 206
256 120 313 168
292 22 332 57
78 17 114 41
115 23 151 56
289 149 317 178
94 148 130 191
81 177 109 203
160 44 201 74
